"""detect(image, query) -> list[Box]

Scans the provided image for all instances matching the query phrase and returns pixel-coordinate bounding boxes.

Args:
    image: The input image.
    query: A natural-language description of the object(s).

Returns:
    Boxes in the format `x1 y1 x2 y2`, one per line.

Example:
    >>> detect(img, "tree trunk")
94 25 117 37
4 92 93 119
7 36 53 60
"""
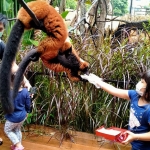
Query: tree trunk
79 0 86 37
96 0 107 47
59 0 66 14
88 0 98 27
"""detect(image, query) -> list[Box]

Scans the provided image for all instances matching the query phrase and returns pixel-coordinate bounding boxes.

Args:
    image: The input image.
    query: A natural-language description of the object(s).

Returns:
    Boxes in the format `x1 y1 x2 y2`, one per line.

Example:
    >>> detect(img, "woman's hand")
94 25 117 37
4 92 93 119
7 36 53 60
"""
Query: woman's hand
81 73 102 88
121 131 137 144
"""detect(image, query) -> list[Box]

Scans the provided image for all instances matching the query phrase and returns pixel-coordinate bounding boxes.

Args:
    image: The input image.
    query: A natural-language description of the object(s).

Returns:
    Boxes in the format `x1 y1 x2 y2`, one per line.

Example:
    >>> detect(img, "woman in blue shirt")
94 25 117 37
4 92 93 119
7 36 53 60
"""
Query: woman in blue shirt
81 70 150 150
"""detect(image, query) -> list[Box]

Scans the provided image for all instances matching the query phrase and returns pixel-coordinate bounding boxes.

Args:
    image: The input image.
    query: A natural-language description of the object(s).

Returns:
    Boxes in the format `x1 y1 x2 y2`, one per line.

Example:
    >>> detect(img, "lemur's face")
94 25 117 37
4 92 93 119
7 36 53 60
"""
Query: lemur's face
47 46 89 81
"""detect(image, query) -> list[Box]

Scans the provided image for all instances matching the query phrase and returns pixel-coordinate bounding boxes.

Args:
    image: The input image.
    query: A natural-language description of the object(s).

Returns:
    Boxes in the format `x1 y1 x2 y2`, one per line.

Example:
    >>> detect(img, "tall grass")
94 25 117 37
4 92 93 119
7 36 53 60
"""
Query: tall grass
18 28 150 136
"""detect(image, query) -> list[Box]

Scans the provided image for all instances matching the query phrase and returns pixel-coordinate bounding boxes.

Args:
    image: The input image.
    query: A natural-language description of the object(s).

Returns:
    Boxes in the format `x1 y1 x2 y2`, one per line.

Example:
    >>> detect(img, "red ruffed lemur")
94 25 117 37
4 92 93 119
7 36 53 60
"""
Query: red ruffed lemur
0 0 89 114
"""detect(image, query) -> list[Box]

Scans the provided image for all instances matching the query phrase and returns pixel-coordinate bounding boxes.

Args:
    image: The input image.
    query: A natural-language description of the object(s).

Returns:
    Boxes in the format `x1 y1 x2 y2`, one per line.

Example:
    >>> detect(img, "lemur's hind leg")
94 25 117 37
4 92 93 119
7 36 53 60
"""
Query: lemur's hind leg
13 49 40 99
0 20 24 114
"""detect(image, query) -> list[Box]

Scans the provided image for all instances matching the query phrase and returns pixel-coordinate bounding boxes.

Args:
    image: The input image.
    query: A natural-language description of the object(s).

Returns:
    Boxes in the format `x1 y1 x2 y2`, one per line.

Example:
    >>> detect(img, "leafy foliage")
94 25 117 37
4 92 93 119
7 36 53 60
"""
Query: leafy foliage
112 0 128 16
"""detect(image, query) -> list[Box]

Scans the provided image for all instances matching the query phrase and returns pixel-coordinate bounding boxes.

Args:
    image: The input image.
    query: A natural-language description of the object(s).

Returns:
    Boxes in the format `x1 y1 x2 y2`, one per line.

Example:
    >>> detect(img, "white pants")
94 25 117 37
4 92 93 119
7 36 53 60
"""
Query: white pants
4 120 24 145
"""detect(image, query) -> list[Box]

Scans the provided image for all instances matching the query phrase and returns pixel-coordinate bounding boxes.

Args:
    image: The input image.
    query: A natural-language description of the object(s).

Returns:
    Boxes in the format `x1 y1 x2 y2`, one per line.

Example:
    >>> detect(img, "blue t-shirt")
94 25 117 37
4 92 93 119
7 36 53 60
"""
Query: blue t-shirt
128 90 150 150
5 88 31 123
0 39 5 60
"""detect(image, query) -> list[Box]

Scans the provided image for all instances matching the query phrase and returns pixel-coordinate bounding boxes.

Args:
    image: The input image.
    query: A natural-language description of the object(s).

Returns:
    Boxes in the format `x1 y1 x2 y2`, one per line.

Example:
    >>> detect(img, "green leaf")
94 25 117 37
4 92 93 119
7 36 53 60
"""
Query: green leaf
1 0 11 12
61 11 69 19
29 39 39 46
85 0 91 5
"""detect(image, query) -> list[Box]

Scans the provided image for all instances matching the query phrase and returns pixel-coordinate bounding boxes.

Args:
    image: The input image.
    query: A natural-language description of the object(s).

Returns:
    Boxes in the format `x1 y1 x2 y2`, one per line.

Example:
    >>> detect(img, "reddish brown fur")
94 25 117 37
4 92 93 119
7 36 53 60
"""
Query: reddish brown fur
18 0 67 59
17 0 89 81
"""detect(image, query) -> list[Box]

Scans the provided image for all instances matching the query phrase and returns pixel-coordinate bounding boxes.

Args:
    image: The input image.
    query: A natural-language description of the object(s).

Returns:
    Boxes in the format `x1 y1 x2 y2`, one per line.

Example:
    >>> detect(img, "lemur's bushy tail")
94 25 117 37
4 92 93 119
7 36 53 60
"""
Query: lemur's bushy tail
0 20 24 114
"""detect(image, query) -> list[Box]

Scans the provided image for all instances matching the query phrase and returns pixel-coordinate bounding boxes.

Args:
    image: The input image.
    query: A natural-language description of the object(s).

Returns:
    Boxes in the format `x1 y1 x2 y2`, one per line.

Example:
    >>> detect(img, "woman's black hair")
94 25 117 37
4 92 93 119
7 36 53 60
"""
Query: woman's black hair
0 13 7 28
141 70 150 102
